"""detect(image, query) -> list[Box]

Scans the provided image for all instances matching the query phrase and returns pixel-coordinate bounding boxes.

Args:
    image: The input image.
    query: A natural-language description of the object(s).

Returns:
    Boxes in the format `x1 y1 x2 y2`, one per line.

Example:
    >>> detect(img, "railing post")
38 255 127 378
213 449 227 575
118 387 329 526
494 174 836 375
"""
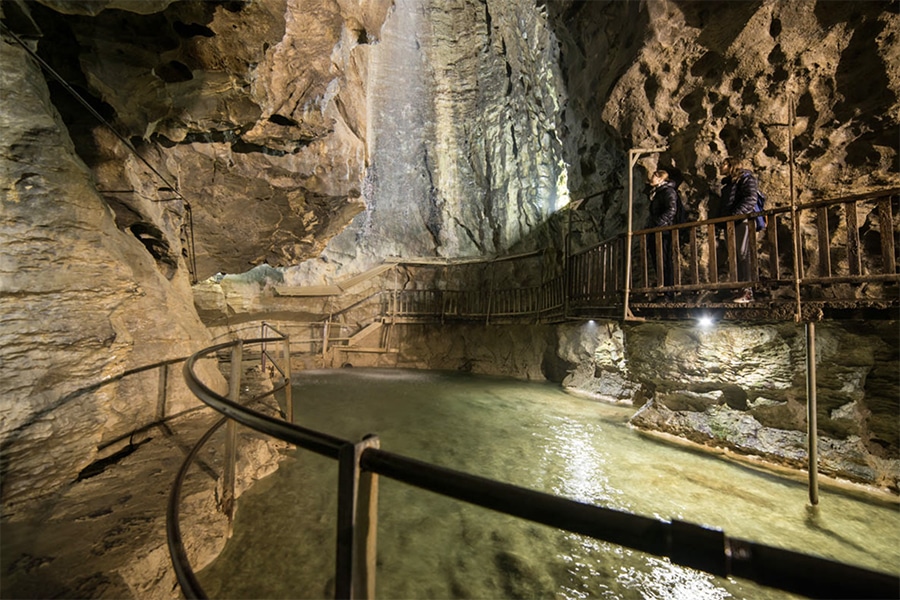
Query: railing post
335 435 381 600
564 211 570 318
624 150 635 319
261 322 267 373
283 335 293 423
156 362 168 421
625 146 666 319
222 340 243 526
789 97 803 321
806 322 819 505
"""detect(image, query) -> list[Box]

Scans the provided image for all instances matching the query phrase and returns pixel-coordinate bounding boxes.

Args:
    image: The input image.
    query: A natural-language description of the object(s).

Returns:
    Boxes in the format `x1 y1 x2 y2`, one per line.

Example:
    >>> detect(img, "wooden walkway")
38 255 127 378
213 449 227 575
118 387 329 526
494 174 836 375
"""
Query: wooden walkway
273 188 898 327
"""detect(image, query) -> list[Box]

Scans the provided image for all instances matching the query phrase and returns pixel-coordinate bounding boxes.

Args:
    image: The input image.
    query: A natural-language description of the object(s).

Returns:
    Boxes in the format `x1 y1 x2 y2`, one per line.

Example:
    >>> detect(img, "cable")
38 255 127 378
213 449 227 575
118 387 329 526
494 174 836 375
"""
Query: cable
1 21 199 282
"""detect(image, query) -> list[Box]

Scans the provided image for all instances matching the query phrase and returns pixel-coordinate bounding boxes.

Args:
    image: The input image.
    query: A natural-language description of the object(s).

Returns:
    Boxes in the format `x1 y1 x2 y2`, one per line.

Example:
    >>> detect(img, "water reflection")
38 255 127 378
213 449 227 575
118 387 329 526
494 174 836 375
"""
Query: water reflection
198 369 899 600
543 419 620 507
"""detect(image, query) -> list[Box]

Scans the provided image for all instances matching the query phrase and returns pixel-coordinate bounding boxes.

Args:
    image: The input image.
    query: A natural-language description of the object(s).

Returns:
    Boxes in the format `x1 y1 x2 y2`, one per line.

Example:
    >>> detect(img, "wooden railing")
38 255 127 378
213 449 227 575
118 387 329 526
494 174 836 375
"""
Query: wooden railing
571 188 899 315
269 189 897 340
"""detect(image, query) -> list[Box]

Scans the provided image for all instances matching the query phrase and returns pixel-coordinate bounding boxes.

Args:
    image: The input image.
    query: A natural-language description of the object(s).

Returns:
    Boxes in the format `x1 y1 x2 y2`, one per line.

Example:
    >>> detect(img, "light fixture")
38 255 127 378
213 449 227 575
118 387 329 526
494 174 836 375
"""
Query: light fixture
698 315 714 328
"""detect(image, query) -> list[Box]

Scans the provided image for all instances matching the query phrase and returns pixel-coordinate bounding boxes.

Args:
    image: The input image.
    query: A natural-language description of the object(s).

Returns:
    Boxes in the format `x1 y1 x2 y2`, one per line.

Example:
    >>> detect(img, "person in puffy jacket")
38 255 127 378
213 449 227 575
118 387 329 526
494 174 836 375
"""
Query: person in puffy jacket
646 170 678 290
719 156 758 303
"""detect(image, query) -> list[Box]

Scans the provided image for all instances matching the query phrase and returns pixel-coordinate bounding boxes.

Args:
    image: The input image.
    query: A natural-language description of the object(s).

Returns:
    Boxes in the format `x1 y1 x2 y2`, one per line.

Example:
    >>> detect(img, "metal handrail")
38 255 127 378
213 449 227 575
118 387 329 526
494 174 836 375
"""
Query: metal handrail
168 338 900 600
167 415 227 600
184 339 343 457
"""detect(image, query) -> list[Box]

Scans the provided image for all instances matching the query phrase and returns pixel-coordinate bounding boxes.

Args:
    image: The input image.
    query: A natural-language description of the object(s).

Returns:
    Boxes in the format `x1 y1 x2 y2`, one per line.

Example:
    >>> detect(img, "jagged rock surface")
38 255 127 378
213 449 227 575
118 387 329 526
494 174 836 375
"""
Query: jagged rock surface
559 319 900 491
0 11 225 510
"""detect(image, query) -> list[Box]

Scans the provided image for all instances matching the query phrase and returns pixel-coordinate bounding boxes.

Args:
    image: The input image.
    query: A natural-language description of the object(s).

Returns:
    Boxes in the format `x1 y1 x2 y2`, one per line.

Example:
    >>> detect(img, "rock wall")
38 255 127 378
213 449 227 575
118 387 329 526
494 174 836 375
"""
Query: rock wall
0 16 225 510
14 0 897 281
21 0 569 282
559 319 900 492
288 0 571 282
550 0 899 241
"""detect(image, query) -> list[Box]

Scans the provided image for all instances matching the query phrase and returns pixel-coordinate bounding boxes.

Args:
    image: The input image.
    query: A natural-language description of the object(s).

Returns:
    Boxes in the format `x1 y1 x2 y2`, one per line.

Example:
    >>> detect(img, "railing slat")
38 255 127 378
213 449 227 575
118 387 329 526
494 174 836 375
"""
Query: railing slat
671 229 682 287
689 227 699 285
767 213 781 280
817 206 831 278
748 220 760 282
707 223 718 284
846 201 862 276
726 221 738 283
877 197 896 274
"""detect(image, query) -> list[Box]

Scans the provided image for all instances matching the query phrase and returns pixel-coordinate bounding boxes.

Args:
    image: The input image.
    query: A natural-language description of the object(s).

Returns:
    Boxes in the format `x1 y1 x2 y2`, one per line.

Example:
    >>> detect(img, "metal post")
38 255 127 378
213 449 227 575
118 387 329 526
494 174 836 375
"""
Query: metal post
624 147 666 320
156 362 168 421
788 97 803 322
222 340 243 525
283 335 293 423
335 435 381 600
485 261 495 326
261 322 267 373
806 322 819 505
564 209 571 319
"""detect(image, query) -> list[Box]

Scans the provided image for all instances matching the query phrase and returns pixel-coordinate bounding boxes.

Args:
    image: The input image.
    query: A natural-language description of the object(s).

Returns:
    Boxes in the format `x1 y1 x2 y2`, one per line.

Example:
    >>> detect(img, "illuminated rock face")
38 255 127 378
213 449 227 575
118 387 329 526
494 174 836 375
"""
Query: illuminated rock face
17 1 899 279
560 320 900 491
23 0 569 281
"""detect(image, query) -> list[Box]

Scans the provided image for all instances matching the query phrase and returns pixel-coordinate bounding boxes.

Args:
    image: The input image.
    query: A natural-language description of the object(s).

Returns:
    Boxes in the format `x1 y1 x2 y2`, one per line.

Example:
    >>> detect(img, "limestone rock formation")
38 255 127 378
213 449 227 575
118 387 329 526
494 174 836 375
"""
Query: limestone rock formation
0 10 224 510
550 0 899 239
611 320 899 491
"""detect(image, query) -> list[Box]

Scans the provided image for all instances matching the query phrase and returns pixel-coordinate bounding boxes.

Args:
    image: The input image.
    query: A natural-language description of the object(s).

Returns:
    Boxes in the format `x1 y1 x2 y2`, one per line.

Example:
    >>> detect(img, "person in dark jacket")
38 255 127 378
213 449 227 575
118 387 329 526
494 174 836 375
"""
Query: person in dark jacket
646 170 678 290
719 156 758 302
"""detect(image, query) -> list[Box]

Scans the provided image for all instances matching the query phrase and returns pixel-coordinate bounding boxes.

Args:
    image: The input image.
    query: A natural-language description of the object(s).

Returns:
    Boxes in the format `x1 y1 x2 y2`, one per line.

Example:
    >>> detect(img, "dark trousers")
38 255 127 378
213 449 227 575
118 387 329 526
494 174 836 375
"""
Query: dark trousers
648 231 673 288
735 220 752 283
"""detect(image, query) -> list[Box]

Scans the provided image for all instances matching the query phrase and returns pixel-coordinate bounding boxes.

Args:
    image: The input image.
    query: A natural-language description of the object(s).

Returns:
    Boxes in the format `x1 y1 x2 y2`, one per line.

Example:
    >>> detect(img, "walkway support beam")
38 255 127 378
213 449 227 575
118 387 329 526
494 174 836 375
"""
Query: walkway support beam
625 147 667 320
806 322 819 505
335 435 381 600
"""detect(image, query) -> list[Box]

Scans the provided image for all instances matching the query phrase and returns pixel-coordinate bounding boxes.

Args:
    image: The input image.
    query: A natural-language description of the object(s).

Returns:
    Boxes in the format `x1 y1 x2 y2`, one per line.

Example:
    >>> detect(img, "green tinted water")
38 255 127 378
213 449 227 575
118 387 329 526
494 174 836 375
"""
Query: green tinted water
198 369 899 599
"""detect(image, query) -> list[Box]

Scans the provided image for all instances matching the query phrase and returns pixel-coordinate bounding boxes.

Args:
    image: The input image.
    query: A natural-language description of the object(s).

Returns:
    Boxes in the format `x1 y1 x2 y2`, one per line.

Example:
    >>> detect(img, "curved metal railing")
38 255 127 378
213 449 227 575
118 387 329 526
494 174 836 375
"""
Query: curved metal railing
167 338 899 600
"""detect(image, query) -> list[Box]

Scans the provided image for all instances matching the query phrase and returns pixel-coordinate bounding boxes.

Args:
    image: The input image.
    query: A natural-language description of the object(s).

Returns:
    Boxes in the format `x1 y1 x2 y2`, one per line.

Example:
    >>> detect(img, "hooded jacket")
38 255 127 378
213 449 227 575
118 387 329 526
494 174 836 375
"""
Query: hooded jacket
721 169 759 217
648 180 678 228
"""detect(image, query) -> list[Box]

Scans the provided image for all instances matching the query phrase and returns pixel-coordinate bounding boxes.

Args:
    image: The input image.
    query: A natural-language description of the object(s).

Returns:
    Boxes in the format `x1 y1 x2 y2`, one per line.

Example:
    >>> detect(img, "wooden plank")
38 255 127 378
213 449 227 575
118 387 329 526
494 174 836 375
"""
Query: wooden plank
726 221 737 283
639 235 648 288
846 201 861 276
707 223 718 284
689 227 699 284
878 197 896 274
655 231 664 288
817 206 831 277
671 230 682 287
749 220 759 282
767 213 781 280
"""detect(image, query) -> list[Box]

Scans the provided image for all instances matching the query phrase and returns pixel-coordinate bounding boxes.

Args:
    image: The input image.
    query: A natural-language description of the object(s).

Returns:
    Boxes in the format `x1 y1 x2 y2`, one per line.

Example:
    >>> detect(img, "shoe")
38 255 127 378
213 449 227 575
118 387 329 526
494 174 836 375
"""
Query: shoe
732 288 754 303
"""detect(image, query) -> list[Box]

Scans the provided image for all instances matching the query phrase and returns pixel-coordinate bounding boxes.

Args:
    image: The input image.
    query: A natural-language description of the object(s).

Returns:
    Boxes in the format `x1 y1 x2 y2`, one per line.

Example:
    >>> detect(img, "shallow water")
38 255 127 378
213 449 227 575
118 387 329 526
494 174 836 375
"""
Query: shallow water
198 368 899 599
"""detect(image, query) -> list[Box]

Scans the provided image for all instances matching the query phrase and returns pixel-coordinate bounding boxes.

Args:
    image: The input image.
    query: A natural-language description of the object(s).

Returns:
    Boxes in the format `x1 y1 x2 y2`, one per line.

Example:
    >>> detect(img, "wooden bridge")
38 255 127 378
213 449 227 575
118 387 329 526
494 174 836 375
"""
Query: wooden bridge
333 187 900 326
270 188 898 336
